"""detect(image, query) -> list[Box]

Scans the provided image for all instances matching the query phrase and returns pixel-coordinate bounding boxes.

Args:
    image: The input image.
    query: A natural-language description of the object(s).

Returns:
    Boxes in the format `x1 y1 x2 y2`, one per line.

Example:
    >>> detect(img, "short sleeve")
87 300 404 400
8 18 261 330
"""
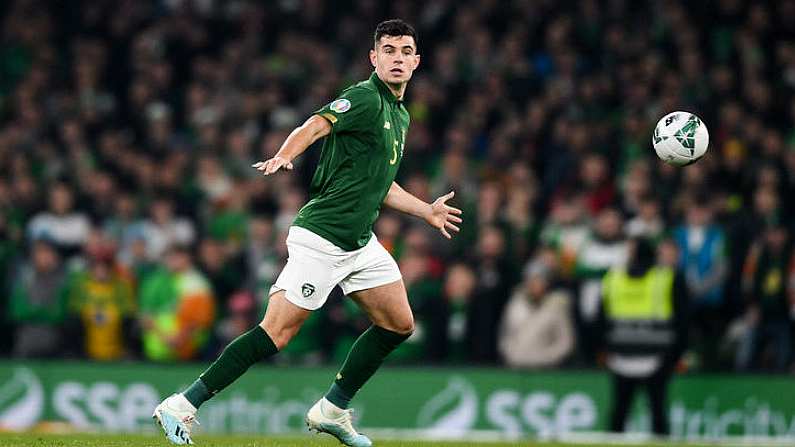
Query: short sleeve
314 87 380 133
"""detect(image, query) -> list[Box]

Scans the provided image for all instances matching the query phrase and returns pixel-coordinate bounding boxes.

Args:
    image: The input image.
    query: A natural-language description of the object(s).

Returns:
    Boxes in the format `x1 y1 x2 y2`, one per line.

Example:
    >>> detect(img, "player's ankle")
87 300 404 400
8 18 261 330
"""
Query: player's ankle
320 397 345 418
325 382 353 410
181 380 208 410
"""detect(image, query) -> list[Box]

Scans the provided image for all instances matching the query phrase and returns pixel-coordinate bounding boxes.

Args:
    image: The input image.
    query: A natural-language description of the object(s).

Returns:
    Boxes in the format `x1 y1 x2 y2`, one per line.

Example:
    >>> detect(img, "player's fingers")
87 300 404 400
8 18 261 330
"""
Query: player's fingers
440 191 455 203
448 215 463 224
445 205 463 215
285 162 294 170
444 221 460 232
260 160 276 172
252 161 265 169
440 227 452 239
264 160 279 175
268 159 286 174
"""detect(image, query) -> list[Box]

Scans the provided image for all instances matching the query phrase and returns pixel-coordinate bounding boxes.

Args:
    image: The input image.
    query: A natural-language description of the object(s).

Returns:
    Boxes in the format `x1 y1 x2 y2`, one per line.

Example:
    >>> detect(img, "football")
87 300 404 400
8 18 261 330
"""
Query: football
652 111 709 166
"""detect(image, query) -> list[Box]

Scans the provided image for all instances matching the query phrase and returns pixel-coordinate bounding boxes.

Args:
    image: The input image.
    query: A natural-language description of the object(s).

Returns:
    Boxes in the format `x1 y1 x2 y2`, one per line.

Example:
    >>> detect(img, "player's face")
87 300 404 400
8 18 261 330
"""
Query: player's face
370 35 420 86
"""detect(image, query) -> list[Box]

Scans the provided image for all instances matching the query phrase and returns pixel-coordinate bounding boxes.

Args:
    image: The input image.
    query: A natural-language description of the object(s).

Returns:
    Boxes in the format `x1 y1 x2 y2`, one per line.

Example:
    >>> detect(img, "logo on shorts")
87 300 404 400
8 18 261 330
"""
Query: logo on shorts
301 283 316 298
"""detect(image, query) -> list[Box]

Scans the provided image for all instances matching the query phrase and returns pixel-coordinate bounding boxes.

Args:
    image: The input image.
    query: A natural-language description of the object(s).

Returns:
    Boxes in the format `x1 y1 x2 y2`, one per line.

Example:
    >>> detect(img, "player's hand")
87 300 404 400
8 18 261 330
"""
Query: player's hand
425 191 463 239
252 156 294 175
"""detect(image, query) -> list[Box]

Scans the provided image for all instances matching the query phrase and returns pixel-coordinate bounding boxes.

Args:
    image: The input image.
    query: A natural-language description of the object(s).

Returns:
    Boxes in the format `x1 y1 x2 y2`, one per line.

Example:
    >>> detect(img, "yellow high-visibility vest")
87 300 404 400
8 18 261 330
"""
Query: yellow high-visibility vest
603 267 674 320
602 267 675 349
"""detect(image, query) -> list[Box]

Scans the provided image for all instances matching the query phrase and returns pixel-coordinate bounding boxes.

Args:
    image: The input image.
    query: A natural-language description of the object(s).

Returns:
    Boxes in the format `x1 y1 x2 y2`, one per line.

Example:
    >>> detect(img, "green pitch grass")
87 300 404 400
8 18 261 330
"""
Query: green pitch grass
0 433 717 447
0 433 524 447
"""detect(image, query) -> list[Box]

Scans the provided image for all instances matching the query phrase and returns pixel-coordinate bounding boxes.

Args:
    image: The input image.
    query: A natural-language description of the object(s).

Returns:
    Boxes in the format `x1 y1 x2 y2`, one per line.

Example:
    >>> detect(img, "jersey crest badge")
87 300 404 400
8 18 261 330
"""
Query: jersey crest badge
330 99 351 113
384 121 391 129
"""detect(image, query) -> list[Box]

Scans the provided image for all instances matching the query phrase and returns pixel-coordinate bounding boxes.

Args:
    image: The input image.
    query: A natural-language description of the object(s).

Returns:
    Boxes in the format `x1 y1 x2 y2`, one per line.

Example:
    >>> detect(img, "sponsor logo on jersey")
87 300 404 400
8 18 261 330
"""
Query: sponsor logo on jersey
384 121 391 129
301 283 316 297
330 99 351 113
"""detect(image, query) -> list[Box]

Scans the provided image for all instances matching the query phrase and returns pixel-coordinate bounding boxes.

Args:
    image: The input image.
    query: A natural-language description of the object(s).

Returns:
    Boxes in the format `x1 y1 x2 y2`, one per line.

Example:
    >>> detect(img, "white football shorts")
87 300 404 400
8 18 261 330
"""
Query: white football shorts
269 226 402 310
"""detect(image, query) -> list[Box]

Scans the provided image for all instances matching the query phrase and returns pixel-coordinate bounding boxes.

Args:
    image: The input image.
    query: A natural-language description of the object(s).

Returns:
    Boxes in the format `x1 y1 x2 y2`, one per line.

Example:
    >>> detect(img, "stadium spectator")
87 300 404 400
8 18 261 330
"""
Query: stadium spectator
498 260 574 368
673 195 728 370
26 183 90 257
135 197 196 261
429 150 478 213
197 237 245 311
215 291 258 343
503 165 540 263
574 207 628 363
439 262 478 363
8 238 69 358
540 195 590 278
103 192 142 266
575 208 628 309
81 171 118 223
243 215 282 301
577 153 615 217
467 225 518 364
626 196 664 240
392 250 443 363
735 222 794 371
66 246 136 361
618 161 654 217
139 244 216 361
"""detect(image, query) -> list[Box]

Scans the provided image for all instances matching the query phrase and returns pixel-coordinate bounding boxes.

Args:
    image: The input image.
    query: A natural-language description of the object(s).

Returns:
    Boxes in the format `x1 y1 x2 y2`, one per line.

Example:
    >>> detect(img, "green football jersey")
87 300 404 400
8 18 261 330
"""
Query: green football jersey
292 72 410 251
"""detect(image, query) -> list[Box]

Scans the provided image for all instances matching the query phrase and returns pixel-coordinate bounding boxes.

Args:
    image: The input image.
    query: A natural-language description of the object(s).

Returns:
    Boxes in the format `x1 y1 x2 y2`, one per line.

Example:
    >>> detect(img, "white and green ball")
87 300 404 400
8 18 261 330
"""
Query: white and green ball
652 111 709 166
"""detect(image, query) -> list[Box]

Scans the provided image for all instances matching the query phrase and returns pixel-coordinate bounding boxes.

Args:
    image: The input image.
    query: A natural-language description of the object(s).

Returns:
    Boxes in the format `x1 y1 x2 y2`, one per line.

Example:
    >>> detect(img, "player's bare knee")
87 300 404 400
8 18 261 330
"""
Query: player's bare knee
396 324 414 337
391 317 415 336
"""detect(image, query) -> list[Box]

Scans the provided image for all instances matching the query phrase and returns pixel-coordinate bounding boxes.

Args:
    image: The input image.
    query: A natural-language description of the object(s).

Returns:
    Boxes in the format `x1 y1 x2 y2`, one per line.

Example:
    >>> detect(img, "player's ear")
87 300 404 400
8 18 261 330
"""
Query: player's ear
413 54 420 69
369 48 377 68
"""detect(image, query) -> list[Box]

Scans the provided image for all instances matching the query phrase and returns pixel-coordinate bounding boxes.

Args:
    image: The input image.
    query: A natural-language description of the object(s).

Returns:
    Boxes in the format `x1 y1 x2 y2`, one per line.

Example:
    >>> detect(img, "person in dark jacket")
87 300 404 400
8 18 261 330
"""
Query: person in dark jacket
735 222 793 371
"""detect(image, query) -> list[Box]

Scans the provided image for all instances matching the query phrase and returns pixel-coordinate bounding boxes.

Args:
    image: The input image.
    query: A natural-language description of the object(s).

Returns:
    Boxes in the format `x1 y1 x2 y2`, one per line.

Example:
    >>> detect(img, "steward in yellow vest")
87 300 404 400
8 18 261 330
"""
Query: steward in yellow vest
599 238 688 436
603 266 675 355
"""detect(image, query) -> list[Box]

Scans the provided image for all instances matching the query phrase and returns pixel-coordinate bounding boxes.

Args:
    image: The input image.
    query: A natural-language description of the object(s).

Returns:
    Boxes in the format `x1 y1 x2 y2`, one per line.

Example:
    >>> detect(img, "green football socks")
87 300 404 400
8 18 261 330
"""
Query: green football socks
183 326 278 408
325 325 410 409
183 324 408 410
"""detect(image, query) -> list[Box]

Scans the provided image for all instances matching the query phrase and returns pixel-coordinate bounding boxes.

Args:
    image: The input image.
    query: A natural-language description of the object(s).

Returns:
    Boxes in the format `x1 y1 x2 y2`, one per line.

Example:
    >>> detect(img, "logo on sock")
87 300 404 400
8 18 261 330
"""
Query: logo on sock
302 283 316 297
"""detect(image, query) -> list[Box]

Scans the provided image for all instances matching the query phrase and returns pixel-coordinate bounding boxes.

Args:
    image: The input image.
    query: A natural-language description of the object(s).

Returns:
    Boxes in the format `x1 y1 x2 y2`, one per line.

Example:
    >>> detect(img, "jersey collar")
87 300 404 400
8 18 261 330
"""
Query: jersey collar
370 72 402 104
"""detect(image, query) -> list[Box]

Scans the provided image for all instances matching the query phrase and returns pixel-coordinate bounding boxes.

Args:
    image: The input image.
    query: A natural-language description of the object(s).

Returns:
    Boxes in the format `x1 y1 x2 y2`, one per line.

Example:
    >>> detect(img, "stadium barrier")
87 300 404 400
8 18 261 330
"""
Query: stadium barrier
0 361 793 442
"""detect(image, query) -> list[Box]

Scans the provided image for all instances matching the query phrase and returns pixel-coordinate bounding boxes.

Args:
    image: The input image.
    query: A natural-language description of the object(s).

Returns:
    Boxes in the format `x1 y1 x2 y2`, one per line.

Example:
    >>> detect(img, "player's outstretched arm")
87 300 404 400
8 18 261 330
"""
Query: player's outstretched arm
252 114 331 175
383 182 463 239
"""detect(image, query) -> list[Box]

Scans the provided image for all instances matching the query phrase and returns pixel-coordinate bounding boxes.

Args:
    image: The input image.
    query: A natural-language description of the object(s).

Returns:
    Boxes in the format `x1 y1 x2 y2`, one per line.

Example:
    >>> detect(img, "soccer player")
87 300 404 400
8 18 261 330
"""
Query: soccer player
153 19 462 447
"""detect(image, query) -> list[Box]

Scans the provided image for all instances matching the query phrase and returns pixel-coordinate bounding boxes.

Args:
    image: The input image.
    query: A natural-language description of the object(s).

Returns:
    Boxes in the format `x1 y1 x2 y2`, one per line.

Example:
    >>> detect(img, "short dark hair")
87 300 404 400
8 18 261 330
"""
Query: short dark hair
374 19 418 50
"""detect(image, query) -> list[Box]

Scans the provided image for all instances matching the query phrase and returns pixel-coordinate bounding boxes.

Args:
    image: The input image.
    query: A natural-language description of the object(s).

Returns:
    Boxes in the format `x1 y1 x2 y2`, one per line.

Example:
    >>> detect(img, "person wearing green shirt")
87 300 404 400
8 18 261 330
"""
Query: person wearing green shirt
8 239 69 358
154 20 463 447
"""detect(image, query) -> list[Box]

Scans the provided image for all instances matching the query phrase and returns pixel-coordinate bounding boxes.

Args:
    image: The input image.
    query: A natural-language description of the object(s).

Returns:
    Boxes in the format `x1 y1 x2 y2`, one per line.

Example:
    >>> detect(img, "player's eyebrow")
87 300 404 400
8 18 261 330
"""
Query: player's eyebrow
381 43 415 53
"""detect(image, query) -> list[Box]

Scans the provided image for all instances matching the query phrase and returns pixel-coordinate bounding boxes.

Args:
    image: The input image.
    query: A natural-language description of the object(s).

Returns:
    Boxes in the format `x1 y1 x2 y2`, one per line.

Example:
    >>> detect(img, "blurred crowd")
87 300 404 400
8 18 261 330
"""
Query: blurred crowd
2 0 795 373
